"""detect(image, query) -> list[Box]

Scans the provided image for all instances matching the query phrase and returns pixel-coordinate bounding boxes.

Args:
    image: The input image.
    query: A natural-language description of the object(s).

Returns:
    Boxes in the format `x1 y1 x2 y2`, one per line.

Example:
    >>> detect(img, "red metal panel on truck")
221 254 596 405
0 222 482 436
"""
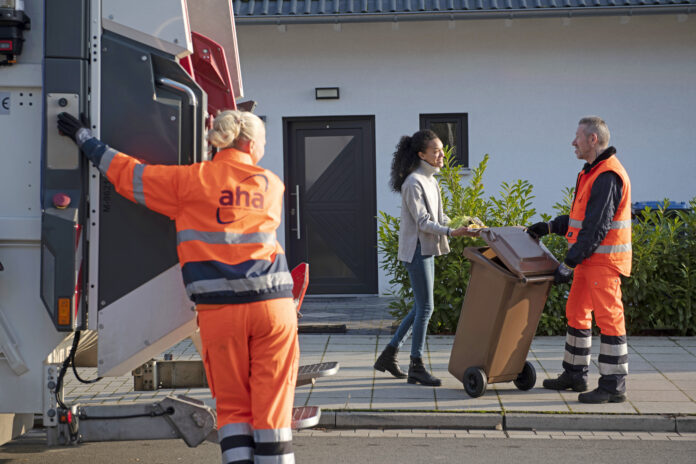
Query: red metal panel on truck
190 32 236 114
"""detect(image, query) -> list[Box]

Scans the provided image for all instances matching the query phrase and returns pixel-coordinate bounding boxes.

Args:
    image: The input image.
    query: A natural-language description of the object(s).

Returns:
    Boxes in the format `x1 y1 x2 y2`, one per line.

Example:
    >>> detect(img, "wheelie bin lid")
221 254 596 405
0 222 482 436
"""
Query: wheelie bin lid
474 226 559 278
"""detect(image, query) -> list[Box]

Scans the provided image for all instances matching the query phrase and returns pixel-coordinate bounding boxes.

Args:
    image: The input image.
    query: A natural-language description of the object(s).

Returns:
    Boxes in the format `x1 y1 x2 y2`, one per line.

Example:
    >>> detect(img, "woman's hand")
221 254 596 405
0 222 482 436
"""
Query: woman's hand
450 226 479 237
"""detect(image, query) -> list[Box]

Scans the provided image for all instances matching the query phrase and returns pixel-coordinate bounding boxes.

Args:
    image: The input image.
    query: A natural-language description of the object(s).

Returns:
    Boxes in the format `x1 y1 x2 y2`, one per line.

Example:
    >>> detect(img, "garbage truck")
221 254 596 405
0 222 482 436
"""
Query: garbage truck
0 0 328 447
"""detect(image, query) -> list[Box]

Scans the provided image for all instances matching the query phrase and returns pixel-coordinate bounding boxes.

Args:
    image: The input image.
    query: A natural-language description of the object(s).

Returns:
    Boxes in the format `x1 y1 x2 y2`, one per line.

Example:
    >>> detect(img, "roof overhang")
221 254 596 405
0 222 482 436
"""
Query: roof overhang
234 2 694 25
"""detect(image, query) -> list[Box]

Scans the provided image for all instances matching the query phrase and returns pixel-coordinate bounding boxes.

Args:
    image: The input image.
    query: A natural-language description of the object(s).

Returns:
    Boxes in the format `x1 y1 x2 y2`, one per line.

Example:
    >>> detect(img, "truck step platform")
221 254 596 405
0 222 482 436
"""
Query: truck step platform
292 406 321 429
133 360 340 390
296 362 340 387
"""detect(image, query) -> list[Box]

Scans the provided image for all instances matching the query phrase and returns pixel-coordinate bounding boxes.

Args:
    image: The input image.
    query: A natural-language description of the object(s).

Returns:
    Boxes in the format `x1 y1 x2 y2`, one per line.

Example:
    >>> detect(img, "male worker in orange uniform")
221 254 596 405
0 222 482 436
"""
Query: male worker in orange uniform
527 116 631 404
58 111 298 463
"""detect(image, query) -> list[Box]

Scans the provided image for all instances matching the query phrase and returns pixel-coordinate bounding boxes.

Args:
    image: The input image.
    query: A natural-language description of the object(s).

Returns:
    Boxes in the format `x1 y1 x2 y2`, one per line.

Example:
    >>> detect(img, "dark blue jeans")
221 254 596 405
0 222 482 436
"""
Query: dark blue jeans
388 242 435 359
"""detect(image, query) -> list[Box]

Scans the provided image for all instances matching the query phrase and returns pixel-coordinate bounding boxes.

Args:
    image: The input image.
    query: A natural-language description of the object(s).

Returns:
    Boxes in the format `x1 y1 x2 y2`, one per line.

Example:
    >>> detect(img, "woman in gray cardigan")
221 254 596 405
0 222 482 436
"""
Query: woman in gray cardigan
374 130 474 386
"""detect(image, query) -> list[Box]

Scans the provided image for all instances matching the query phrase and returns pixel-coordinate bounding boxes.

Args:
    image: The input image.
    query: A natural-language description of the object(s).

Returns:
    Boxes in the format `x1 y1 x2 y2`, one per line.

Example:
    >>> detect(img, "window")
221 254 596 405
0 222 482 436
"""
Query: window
419 113 469 168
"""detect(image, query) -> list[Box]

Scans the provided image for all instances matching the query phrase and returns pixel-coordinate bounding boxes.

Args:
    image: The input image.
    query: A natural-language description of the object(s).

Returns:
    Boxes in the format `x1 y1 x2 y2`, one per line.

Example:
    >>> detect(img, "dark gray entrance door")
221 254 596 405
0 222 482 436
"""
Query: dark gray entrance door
284 116 377 294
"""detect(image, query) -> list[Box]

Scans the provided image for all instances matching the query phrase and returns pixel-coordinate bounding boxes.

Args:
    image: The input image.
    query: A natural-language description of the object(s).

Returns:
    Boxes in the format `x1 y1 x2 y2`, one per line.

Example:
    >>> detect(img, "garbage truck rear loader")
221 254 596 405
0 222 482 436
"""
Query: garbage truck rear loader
0 0 323 447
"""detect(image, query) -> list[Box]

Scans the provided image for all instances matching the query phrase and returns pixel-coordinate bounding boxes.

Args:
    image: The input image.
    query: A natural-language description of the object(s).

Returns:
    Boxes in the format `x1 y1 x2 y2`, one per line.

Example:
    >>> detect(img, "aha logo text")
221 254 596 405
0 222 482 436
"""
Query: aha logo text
216 174 269 224
218 186 264 209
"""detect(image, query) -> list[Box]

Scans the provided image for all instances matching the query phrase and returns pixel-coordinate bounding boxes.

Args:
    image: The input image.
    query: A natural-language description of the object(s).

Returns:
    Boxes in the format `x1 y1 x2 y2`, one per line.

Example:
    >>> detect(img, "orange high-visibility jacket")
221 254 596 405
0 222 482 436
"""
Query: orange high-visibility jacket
82 138 294 304
566 155 632 276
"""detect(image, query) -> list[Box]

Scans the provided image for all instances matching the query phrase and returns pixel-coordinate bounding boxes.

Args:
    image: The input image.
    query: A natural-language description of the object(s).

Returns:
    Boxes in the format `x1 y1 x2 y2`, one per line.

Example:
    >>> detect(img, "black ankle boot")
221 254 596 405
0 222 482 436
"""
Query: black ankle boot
542 371 588 392
578 388 626 404
374 344 407 379
407 356 441 386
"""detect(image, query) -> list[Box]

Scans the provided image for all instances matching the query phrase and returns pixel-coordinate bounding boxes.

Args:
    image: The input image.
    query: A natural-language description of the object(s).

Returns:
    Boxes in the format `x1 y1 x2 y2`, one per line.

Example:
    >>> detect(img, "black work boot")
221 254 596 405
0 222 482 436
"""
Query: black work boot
407 356 441 386
542 372 588 392
374 344 407 379
578 388 626 404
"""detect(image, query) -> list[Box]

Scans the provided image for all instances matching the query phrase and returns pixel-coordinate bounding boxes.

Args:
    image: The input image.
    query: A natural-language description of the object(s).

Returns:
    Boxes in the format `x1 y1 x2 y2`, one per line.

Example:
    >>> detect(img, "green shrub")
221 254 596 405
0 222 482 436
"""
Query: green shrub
377 150 696 336
622 201 696 335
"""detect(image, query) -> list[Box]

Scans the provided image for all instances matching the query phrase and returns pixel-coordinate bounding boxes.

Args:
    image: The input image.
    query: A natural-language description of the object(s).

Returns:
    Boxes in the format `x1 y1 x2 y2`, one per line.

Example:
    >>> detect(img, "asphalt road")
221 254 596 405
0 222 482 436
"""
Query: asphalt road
2 430 696 464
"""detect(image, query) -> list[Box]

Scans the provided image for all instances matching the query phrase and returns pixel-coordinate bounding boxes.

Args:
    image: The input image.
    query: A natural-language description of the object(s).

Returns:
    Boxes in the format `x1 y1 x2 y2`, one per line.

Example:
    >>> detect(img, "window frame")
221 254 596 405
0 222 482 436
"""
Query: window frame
419 113 469 168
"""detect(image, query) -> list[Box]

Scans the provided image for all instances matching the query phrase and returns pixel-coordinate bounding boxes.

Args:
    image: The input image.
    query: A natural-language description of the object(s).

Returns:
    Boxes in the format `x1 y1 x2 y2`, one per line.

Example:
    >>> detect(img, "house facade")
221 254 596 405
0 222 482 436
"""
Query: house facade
232 0 696 295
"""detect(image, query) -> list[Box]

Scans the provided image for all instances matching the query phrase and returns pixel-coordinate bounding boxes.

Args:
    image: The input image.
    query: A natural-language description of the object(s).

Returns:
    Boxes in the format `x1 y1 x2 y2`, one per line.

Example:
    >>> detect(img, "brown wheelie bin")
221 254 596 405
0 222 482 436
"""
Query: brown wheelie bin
448 226 558 397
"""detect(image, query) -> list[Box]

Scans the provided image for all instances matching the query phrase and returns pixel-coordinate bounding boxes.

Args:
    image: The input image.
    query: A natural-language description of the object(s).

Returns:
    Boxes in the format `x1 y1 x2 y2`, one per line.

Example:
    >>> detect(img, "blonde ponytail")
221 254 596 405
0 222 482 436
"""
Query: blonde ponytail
207 110 264 150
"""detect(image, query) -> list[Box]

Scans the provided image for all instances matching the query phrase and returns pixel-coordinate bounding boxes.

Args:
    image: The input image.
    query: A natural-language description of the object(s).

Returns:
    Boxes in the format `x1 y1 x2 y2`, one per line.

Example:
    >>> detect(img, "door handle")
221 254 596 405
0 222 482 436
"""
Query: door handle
290 185 301 240
156 77 199 162
157 77 198 107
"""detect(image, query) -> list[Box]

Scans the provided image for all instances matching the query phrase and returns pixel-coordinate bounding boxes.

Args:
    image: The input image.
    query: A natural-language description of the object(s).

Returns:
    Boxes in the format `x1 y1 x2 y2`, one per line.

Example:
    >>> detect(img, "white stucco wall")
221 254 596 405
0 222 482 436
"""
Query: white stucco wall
235 14 696 294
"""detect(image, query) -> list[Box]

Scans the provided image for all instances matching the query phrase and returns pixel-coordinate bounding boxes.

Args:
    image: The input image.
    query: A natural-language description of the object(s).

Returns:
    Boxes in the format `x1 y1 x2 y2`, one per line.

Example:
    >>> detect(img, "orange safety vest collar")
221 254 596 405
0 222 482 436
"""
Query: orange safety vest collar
566 154 632 276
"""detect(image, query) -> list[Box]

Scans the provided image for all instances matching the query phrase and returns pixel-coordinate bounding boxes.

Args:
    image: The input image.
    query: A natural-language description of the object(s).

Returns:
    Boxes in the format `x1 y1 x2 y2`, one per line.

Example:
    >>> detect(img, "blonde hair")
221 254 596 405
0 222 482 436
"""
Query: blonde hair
579 116 610 147
207 110 265 150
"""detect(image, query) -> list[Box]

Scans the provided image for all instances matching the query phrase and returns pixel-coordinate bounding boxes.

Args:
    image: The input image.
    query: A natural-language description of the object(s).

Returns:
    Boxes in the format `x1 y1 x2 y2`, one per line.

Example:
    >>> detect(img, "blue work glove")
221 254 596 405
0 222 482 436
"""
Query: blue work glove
554 262 574 284
527 221 550 240
57 112 92 148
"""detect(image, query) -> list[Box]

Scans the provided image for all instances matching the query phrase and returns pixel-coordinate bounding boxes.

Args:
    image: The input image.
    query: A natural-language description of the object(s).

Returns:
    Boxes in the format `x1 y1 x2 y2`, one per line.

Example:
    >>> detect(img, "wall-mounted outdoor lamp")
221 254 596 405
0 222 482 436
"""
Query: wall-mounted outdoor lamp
315 87 339 100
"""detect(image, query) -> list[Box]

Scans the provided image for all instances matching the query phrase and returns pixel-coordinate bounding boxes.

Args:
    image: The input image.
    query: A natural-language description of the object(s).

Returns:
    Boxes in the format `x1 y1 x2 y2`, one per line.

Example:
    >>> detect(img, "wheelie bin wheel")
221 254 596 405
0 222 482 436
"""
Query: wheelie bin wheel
513 361 536 391
463 367 487 398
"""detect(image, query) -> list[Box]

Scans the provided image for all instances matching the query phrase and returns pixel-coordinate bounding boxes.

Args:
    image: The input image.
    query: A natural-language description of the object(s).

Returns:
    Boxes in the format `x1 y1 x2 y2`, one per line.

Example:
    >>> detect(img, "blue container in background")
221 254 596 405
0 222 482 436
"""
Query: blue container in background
632 201 691 220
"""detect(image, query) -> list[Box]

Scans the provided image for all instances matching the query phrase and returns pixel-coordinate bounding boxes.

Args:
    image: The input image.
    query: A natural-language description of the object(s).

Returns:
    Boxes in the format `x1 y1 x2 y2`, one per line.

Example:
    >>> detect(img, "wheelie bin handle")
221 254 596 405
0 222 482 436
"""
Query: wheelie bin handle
520 275 555 285
463 247 556 285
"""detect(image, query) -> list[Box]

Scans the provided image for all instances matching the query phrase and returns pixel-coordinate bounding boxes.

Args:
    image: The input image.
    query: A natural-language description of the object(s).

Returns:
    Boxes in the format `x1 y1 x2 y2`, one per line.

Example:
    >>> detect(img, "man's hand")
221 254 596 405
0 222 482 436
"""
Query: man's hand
527 222 550 240
553 262 574 284
57 112 92 147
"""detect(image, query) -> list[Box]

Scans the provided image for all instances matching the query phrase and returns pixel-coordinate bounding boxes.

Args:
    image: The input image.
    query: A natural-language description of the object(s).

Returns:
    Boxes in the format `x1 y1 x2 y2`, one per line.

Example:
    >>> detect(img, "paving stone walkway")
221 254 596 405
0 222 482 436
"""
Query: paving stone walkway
62 297 696 433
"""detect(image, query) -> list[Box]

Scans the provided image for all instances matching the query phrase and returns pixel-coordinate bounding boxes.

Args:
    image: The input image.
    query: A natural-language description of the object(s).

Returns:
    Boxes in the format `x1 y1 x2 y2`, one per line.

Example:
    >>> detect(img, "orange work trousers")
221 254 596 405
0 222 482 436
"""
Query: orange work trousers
197 298 299 431
566 264 626 337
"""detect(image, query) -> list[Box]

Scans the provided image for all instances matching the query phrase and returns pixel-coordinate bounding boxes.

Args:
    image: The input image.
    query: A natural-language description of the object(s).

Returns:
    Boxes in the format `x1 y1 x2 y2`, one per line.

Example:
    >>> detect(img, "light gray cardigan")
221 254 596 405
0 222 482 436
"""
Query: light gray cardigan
397 161 451 263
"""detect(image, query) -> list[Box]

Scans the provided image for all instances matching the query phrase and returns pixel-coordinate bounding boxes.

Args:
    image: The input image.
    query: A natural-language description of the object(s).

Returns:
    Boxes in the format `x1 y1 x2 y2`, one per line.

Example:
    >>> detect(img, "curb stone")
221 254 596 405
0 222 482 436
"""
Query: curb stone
314 411 693 433
317 411 336 428
676 416 696 433
318 412 502 429
487 413 675 433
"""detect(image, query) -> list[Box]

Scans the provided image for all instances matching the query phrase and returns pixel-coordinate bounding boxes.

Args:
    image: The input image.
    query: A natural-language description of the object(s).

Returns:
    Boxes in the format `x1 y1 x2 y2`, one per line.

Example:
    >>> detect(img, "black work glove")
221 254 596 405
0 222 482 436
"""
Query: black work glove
553 262 574 284
527 221 550 240
57 112 92 148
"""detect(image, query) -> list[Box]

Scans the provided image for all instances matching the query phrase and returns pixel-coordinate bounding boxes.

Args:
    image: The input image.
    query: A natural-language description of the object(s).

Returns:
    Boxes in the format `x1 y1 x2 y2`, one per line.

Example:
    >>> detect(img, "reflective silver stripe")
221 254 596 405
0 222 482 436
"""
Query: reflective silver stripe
219 422 254 463
133 164 146 206
255 454 295 464
253 428 295 463
222 447 254 463
177 229 276 246
186 272 294 296
254 428 293 443
218 422 253 439
570 242 632 253
599 362 629 376
611 219 632 229
568 218 583 229
566 333 592 349
569 218 631 230
98 147 118 174
563 351 591 367
600 343 628 357
594 243 632 254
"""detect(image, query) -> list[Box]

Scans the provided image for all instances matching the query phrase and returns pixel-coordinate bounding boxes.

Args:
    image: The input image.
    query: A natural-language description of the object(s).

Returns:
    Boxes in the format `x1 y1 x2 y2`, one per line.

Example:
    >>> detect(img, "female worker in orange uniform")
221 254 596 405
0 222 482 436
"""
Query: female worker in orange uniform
58 110 298 464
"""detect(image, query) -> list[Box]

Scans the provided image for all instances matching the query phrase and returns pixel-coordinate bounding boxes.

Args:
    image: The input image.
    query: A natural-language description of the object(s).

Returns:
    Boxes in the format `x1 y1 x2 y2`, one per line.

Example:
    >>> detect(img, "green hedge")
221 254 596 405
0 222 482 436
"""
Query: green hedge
377 150 696 336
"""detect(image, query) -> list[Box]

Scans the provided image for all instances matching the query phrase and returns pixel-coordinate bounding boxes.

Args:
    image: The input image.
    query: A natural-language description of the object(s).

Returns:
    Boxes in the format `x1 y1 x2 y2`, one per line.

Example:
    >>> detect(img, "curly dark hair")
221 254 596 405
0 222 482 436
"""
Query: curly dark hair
389 129 439 193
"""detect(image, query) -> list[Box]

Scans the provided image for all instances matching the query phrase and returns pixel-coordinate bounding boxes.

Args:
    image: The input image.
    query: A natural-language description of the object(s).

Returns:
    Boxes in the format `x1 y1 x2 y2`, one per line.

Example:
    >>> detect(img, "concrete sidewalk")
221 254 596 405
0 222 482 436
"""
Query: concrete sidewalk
297 334 696 432
57 296 696 434
64 333 696 433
